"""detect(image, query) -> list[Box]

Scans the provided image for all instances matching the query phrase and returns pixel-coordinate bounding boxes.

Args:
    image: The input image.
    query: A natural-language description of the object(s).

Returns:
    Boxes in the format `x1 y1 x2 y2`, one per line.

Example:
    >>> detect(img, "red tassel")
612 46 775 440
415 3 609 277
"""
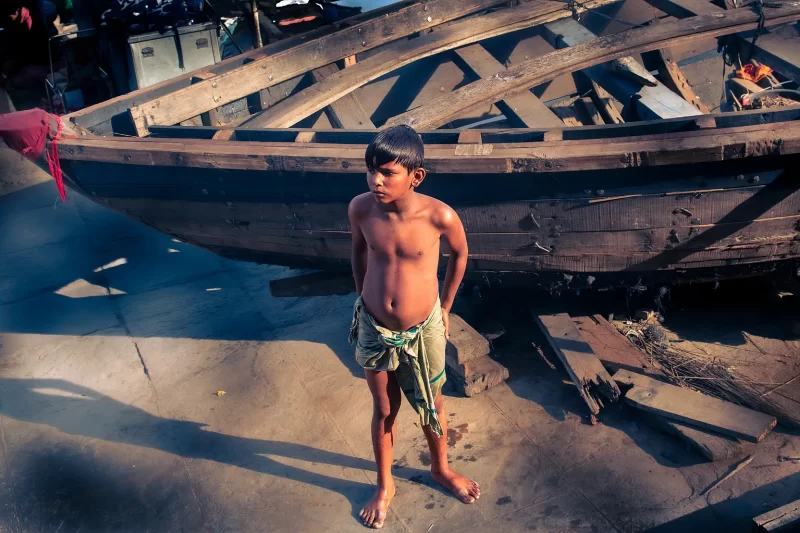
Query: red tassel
46 115 66 202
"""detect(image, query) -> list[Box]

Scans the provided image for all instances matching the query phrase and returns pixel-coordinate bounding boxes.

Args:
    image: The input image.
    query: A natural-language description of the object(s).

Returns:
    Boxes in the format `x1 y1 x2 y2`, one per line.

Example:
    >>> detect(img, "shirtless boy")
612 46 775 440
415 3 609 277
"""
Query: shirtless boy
348 125 480 529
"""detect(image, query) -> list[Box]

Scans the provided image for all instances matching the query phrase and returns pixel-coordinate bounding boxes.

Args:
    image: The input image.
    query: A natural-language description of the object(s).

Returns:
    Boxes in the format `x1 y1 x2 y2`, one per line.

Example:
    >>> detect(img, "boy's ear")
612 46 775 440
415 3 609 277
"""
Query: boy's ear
411 167 427 187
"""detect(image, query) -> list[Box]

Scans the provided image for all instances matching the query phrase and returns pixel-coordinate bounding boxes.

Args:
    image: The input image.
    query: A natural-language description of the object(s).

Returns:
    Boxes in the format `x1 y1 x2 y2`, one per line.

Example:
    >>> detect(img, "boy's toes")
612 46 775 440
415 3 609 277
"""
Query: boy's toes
457 489 476 504
373 510 386 529
470 482 480 498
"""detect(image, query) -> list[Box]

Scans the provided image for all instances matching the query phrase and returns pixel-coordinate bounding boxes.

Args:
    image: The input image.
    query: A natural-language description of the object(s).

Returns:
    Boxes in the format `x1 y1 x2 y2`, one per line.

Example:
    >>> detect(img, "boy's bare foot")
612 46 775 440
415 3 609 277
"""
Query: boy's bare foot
432 468 480 503
360 484 395 529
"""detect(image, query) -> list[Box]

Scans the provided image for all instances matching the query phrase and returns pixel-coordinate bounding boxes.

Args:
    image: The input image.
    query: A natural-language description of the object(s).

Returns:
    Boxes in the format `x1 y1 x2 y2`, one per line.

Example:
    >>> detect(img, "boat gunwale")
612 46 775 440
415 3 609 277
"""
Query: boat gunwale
54 116 800 173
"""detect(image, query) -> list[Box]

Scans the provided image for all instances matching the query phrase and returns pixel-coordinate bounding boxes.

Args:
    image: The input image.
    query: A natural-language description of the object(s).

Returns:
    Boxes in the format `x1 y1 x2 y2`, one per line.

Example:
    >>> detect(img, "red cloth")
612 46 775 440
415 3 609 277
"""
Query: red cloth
0 108 67 200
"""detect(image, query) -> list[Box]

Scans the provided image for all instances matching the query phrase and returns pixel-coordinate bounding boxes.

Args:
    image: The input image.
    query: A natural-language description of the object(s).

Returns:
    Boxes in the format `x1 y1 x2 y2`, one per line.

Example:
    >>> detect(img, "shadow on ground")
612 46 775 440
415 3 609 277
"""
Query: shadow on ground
0 377 431 525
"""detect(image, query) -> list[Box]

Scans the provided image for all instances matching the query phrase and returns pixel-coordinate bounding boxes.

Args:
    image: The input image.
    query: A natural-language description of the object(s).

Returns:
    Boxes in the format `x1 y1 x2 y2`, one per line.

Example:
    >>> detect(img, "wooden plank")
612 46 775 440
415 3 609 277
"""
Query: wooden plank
695 115 717 129
67 0 418 133
615 369 777 442
573 315 753 461
445 354 509 397
457 130 482 144
535 313 621 415
126 0 510 135
386 6 800 129
446 314 491 365
754 499 800 532
645 412 754 461
311 64 375 129
579 97 605 125
541 18 702 121
642 48 710 113
55 120 800 175
116 214 800 257
571 315 662 377
551 101 583 127
453 44 563 128
609 55 658 86
647 0 800 83
295 131 315 143
589 80 624 124
239 0 617 130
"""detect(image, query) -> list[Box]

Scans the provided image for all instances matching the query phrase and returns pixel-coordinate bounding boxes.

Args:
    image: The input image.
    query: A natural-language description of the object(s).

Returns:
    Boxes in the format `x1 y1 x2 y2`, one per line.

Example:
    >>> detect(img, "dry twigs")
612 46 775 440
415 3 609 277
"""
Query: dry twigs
622 324 799 427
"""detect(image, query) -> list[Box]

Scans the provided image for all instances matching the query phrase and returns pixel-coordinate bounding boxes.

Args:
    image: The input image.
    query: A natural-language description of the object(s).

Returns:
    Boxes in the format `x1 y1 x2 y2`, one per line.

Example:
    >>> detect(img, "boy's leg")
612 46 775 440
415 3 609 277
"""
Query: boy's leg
422 391 481 504
361 369 402 529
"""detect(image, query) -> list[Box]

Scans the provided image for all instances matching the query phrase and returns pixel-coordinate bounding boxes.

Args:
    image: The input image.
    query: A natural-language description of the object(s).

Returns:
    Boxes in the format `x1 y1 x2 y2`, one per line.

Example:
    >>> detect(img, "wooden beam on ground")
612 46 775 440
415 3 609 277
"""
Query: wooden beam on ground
753 499 800 532
311 64 375 129
646 0 800 84
573 315 753 461
126 0 510 135
642 48 710 113
444 314 508 396
614 369 777 443
645 413 754 461
388 7 800 129
239 0 619 130
535 313 621 417
453 44 563 128
541 18 701 121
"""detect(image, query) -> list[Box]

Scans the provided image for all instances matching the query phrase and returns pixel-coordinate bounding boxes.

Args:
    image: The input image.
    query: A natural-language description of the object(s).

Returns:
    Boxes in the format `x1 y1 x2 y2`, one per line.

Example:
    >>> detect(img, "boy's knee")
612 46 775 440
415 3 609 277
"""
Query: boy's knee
372 400 397 421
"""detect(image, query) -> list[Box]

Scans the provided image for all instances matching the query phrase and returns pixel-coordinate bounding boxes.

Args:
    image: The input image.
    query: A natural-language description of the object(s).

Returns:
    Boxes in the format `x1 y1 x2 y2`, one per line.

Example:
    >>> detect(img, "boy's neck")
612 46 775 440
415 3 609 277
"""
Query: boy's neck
378 189 418 214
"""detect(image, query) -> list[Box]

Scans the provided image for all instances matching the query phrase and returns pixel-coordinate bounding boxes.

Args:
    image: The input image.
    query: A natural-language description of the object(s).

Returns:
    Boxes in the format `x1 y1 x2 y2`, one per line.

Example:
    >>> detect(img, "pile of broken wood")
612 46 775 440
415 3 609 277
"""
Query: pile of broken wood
534 312 777 462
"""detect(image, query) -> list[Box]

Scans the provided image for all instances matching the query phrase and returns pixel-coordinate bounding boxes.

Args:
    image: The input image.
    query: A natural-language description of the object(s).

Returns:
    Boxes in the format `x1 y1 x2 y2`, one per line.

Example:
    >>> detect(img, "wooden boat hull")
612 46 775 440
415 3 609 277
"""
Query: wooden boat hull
59 131 800 288
49 0 800 287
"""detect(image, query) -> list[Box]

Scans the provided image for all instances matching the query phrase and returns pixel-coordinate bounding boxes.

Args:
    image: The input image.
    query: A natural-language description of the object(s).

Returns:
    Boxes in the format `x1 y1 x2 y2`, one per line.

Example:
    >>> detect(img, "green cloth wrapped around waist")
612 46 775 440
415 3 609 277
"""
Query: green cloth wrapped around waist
349 296 447 436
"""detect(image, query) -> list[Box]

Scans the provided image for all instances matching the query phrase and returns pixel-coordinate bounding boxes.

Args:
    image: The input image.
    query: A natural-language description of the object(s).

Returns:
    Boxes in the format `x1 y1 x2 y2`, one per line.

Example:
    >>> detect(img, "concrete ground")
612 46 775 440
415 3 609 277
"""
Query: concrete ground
2 146 800 533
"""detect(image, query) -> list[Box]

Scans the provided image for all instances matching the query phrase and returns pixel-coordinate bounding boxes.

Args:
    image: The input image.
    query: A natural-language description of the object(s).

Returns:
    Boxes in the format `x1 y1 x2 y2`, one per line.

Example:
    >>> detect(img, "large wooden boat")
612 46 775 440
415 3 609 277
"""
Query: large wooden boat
51 0 800 288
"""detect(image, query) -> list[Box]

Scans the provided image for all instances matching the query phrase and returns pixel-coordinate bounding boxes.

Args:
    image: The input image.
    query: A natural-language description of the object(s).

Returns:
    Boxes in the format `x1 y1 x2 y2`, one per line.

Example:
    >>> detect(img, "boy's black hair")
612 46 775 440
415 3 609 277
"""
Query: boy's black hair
365 125 424 173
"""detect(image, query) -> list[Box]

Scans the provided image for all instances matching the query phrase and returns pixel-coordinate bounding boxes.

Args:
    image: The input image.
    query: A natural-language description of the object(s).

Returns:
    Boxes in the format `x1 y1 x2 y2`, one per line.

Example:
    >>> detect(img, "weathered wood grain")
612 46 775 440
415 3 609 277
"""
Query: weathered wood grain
642 48 710 113
126 0 509 135
645 413 754 461
542 18 700 120
574 316 753 461
535 313 621 415
754 499 800 532
238 0 614 129
311 65 375 129
55 120 800 175
386 6 800 129
453 44 563 128
616 370 777 442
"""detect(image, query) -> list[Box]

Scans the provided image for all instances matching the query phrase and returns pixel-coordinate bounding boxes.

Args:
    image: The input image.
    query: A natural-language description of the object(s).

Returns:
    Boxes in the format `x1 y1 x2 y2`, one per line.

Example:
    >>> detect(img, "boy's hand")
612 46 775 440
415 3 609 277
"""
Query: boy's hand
442 308 450 340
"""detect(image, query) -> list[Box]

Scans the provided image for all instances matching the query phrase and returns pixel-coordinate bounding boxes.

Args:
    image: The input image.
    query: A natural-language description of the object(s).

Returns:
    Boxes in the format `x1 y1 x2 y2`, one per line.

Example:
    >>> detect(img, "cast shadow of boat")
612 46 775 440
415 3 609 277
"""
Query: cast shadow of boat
0 377 432 523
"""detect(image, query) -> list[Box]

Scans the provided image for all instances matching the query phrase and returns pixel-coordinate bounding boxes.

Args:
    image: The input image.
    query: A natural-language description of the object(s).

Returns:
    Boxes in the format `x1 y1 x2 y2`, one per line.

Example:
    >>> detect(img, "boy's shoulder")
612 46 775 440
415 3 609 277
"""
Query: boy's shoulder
348 192 374 219
418 194 460 230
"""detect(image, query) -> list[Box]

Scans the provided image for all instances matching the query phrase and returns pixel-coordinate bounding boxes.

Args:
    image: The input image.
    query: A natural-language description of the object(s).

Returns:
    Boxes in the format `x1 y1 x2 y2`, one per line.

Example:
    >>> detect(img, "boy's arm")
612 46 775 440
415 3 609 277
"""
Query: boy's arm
438 206 468 339
348 198 368 295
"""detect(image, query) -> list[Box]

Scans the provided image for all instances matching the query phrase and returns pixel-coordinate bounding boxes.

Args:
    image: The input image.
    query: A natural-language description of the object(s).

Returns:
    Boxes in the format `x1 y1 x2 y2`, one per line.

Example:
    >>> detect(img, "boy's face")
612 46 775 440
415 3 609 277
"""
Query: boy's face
367 160 425 204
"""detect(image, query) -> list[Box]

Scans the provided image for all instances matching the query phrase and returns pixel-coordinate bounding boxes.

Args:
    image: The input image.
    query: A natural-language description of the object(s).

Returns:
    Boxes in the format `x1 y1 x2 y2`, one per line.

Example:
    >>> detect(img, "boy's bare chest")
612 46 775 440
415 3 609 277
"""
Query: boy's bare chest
362 218 440 259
